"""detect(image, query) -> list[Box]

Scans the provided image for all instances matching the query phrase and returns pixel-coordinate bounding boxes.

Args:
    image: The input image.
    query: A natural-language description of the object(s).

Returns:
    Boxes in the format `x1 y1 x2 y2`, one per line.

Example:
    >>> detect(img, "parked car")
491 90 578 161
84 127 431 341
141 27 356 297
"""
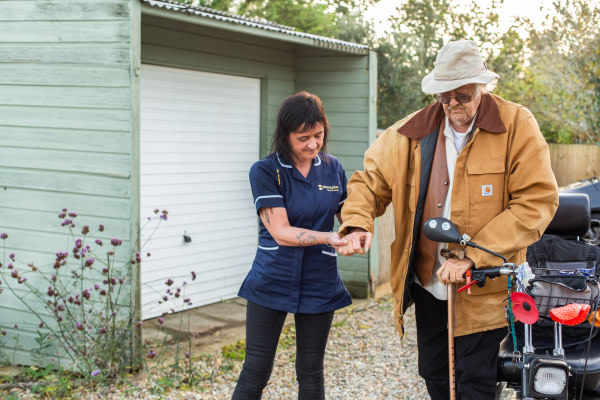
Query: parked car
562 177 600 242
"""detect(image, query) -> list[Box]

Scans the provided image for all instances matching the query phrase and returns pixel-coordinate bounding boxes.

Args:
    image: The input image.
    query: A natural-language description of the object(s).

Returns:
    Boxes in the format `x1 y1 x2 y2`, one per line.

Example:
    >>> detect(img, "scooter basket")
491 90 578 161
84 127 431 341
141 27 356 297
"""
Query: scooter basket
526 269 600 326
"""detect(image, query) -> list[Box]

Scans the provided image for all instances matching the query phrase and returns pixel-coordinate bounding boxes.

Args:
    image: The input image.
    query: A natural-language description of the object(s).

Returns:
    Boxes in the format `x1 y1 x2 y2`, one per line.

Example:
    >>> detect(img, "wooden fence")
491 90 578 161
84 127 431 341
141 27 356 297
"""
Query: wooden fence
549 144 600 187
374 144 600 298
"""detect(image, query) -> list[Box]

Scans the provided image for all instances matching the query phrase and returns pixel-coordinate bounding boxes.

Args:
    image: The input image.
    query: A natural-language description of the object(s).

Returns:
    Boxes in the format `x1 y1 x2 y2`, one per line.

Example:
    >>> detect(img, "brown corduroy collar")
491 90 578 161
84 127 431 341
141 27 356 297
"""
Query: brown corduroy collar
396 93 506 140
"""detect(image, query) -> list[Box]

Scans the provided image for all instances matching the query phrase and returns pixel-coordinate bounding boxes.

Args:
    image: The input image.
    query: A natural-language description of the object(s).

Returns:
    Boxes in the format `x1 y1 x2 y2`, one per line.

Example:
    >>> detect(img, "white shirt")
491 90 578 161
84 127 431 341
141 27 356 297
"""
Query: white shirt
417 114 477 300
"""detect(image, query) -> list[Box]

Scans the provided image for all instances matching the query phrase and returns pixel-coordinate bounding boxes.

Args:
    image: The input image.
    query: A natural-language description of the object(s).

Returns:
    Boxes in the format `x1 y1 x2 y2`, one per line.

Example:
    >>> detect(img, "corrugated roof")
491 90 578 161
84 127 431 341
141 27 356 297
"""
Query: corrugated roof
141 0 370 55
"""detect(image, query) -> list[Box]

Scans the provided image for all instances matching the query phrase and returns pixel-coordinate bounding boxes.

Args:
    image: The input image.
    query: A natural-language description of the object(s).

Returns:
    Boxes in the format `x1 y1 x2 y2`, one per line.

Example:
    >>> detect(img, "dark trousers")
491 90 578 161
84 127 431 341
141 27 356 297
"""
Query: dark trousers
412 283 506 400
231 301 334 400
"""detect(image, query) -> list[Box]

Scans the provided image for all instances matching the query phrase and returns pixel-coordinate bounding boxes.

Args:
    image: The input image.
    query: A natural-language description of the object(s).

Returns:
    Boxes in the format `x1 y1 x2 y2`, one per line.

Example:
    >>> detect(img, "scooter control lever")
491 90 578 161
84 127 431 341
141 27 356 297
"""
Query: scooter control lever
457 279 479 293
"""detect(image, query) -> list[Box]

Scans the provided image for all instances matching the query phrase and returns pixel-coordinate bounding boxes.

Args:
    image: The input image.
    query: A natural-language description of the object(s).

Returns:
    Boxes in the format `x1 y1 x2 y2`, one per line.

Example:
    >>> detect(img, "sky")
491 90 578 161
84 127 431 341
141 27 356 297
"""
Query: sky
365 0 556 36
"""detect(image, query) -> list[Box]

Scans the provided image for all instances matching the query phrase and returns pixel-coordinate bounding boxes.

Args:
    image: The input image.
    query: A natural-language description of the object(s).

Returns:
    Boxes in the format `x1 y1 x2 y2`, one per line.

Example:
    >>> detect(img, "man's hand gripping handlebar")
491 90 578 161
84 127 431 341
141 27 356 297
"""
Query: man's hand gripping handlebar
457 265 517 293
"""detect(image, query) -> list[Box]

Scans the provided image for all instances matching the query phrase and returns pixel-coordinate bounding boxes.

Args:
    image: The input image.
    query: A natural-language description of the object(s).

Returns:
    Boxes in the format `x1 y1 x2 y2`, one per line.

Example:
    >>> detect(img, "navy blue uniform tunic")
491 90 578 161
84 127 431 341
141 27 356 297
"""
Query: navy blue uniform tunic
238 152 352 314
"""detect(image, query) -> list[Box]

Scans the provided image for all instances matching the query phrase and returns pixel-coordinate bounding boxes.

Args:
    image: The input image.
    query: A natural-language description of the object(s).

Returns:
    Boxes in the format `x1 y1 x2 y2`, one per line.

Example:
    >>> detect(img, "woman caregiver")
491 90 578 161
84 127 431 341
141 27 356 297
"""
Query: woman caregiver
232 92 352 400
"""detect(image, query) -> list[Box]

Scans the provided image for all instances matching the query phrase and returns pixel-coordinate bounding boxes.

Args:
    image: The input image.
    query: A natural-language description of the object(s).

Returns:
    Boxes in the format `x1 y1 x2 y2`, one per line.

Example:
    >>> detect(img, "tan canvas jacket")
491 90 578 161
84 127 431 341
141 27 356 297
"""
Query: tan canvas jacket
340 94 559 337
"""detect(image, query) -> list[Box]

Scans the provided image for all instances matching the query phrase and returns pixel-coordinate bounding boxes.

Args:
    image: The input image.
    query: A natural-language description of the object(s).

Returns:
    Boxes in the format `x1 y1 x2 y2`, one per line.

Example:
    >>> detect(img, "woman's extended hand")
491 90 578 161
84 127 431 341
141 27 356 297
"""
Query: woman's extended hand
336 228 373 256
326 232 347 248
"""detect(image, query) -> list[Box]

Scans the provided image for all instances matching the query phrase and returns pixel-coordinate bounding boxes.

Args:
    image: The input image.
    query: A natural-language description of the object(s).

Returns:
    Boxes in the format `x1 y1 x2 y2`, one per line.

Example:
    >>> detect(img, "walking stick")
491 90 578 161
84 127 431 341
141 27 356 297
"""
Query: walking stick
440 248 463 400
448 282 456 400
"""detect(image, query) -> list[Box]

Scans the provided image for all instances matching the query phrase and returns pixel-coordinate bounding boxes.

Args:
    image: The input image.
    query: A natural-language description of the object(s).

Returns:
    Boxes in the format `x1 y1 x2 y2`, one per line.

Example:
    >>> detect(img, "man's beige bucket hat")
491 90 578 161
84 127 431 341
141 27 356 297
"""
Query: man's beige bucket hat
421 39 499 94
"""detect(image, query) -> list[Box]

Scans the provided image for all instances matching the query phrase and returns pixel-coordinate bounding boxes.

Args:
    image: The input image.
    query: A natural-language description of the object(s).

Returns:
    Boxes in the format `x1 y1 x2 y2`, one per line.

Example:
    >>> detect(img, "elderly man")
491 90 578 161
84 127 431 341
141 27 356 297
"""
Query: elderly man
338 40 558 399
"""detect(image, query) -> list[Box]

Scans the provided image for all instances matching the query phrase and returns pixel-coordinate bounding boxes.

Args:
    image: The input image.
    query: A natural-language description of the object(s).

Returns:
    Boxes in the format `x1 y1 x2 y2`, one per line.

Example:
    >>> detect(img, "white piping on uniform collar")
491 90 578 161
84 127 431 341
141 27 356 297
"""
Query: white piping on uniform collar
276 153 322 167
276 153 292 168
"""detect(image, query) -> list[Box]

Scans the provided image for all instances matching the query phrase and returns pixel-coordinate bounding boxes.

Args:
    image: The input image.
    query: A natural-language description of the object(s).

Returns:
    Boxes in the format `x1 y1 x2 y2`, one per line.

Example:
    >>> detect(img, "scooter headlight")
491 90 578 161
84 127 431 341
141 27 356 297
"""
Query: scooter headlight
533 366 567 395
524 356 569 399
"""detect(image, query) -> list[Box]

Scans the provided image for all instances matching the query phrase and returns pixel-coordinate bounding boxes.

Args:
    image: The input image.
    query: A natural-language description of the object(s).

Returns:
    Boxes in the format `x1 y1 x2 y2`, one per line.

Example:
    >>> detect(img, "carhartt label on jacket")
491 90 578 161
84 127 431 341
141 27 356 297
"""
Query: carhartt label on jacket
482 184 493 196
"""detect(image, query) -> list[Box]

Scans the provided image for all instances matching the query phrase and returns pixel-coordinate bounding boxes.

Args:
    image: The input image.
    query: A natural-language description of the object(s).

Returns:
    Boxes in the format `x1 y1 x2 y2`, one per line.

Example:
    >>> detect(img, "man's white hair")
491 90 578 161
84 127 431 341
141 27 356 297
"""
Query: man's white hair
478 79 498 94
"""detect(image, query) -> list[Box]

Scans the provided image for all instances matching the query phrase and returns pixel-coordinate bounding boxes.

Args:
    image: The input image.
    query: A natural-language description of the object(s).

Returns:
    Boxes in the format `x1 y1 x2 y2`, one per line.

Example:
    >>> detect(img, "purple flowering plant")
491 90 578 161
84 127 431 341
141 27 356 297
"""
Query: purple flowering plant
0 208 188 380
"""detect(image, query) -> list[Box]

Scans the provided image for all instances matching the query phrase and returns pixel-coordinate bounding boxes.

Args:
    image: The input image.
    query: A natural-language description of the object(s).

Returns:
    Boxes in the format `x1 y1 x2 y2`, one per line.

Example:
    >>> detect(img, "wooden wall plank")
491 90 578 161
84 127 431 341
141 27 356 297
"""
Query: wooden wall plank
294 82 369 99
1 209 129 239
293 56 368 70
0 105 130 132
328 140 370 156
1 85 131 110
0 21 129 42
0 0 129 21
0 229 131 264
324 113 369 129
0 169 130 197
0 64 130 87
0 43 130 65
0 147 130 176
295 70 369 84
142 44 293 81
142 23 294 66
321 97 369 113
0 127 131 154
1 188 131 218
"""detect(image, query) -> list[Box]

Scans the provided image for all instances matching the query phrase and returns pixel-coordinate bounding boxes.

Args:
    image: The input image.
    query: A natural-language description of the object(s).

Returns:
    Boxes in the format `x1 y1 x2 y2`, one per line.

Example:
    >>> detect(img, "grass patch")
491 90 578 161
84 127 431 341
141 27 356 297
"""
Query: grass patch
277 324 296 352
0 366 80 400
332 319 347 328
221 340 246 361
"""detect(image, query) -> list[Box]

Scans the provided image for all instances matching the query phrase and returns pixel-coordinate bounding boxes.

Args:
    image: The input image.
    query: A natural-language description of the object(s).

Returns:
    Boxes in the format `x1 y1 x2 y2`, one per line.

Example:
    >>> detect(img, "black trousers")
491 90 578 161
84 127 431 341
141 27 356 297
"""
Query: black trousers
231 300 334 400
412 283 506 400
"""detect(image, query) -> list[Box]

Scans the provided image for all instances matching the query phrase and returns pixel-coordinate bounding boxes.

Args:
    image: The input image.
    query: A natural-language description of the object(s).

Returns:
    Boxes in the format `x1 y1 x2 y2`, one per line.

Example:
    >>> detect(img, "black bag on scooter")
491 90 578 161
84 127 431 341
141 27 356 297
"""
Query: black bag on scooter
526 234 600 278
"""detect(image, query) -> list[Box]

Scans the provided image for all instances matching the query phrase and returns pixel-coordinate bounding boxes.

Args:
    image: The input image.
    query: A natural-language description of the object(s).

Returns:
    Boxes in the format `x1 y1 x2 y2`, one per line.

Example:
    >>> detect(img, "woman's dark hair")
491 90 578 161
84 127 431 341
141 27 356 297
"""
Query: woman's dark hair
270 91 330 164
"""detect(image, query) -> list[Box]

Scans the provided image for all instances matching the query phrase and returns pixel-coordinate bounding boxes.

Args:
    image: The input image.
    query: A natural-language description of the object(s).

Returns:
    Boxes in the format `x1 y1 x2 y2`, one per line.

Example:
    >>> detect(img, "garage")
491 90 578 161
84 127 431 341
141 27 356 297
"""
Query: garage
0 0 377 366
139 64 260 319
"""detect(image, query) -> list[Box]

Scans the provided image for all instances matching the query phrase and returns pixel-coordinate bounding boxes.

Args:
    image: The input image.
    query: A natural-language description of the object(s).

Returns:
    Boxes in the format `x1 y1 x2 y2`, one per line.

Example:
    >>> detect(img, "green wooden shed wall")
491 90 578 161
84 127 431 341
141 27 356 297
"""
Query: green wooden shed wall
0 0 376 365
0 0 140 366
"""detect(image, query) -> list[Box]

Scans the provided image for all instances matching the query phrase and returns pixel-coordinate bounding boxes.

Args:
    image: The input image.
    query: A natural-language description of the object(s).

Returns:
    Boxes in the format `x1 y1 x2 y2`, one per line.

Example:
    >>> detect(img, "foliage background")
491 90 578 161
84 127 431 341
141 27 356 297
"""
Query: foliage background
180 0 599 144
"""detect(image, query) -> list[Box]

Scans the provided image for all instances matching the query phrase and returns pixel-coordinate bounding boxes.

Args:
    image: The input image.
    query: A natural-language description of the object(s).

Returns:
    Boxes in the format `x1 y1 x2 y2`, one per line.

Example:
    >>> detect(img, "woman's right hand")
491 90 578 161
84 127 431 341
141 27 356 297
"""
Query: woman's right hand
325 232 347 248
336 228 373 256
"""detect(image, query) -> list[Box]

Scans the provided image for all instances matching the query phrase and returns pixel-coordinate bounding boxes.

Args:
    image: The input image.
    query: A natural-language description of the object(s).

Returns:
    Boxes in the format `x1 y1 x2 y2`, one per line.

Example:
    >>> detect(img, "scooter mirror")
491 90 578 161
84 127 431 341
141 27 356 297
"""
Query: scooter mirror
422 218 462 244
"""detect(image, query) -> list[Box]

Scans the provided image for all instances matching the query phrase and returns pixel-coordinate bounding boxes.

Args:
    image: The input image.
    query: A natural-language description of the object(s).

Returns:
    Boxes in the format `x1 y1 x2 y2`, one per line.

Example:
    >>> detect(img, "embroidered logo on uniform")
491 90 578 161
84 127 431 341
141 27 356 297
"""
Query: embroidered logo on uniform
318 184 340 192
482 185 493 196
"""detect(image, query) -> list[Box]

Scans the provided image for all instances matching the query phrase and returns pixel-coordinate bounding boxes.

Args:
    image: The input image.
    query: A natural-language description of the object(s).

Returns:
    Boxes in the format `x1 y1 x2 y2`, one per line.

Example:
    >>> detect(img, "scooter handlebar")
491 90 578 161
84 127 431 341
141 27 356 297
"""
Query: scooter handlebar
458 265 516 292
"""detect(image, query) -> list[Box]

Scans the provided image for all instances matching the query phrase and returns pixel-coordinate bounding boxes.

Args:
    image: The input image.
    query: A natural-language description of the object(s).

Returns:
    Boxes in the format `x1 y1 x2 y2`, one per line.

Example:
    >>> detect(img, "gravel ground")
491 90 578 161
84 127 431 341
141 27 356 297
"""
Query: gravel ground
6 296 514 399
199 297 428 400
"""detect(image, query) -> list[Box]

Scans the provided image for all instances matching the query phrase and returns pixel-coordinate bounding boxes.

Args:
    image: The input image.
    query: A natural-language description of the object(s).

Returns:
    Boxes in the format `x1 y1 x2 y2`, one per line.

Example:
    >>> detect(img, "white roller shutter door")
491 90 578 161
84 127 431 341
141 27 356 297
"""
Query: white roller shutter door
140 64 259 319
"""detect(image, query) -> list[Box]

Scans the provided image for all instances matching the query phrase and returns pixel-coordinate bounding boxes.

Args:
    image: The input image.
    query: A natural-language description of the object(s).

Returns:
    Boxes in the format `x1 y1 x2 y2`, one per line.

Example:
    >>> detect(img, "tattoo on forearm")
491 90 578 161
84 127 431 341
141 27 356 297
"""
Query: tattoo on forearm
261 208 271 226
296 231 318 246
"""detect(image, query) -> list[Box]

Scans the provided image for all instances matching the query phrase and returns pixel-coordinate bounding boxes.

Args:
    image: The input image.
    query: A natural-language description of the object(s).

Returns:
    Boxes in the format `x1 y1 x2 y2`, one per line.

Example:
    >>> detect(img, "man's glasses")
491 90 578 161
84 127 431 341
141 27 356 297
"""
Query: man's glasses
434 89 476 104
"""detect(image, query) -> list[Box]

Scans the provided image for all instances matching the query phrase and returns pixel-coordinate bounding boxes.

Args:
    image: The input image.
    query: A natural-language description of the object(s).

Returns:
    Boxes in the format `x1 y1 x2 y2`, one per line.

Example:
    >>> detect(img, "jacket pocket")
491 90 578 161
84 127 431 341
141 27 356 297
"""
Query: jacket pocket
467 161 505 233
